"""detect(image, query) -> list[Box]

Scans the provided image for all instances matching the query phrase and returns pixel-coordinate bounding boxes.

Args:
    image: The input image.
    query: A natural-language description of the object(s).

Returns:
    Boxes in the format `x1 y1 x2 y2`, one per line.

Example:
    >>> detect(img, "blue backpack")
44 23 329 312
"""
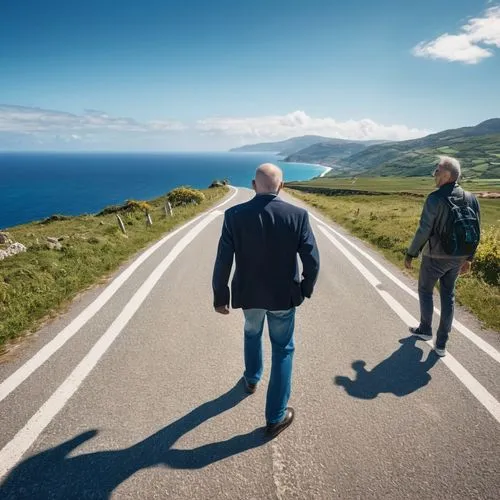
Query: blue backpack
440 191 480 256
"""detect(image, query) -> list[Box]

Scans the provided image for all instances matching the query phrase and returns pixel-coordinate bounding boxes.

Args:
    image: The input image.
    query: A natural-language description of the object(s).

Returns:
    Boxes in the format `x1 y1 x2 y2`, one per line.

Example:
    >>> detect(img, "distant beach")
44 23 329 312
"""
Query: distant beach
320 166 333 177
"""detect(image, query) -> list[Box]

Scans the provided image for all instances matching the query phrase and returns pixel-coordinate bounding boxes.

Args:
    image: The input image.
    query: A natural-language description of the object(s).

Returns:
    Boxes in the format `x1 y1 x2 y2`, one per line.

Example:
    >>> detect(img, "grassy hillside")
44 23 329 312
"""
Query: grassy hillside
284 141 368 163
287 119 500 179
332 133 500 178
330 119 500 178
0 186 228 350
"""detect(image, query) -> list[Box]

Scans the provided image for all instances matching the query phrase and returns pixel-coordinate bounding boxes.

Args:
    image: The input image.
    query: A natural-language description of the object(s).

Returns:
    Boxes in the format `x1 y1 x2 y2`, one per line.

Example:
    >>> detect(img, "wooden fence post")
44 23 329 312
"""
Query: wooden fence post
116 215 126 234
165 201 173 216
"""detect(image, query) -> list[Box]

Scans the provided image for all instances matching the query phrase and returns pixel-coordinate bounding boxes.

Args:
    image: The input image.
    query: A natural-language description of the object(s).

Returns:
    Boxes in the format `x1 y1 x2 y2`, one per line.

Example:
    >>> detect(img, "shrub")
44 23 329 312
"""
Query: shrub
39 214 71 224
209 180 226 188
167 187 205 206
124 200 151 213
97 205 122 216
473 226 500 286
97 200 151 216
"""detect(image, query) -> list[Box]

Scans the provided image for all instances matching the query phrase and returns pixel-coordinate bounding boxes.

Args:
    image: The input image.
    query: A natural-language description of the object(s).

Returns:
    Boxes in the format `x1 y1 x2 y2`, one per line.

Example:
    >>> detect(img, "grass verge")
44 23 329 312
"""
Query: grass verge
287 177 500 196
0 186 228 351
287 188 500 332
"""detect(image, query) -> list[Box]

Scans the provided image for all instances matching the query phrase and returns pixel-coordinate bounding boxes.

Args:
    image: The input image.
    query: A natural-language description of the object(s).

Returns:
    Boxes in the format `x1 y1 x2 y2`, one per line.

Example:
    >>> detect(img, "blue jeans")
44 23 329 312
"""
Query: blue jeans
243 308 296 424
418 256 464 349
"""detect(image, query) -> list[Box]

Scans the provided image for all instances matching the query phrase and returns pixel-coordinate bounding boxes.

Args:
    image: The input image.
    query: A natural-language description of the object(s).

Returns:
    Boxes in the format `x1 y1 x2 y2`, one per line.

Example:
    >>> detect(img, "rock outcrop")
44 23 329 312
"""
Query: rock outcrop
0 242 27 260
0 232 12 245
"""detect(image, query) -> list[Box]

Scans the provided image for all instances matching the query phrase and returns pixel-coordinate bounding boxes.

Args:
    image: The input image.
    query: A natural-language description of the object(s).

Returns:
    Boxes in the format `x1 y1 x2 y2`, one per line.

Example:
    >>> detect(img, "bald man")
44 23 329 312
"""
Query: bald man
212 164 320 438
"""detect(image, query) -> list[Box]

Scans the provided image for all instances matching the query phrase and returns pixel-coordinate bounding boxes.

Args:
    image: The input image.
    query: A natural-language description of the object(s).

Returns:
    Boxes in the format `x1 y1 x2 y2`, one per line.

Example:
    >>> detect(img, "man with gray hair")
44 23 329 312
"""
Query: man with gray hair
405 156 480 356
212 163 320 437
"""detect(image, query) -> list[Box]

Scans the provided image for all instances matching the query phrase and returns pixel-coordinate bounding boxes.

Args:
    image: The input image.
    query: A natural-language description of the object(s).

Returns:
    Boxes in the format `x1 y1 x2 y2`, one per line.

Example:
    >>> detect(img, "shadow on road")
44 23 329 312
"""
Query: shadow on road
334 336 440 399
0 378 268 499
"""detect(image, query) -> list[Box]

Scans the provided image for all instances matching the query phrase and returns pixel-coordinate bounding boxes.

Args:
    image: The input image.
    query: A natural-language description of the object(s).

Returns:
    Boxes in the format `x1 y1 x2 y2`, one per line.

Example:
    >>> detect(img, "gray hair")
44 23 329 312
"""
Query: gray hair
438 155 461 181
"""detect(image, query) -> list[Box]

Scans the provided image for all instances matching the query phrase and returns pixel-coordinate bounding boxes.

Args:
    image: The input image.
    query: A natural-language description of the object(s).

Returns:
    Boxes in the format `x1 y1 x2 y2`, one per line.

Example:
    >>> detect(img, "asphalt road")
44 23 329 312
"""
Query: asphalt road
0 187 499 499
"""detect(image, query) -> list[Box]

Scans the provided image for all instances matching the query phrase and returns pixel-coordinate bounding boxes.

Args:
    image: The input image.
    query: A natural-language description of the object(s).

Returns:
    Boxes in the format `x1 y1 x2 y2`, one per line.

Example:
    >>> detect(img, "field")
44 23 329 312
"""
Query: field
287 177 500 196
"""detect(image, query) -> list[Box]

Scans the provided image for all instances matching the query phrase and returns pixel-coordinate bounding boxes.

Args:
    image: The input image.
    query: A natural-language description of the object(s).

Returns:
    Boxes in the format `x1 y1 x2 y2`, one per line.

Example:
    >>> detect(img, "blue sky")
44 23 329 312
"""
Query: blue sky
0 0 499 150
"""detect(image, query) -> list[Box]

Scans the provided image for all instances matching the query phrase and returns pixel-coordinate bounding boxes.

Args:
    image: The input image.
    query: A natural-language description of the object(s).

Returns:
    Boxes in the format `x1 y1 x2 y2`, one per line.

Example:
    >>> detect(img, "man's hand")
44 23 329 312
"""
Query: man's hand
460 261 472 275
215 305 230 315
404 256 413 270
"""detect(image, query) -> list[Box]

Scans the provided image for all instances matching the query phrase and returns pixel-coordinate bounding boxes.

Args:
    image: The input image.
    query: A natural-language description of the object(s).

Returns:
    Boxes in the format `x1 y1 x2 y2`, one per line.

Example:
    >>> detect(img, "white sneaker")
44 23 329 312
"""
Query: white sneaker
434 344 447 357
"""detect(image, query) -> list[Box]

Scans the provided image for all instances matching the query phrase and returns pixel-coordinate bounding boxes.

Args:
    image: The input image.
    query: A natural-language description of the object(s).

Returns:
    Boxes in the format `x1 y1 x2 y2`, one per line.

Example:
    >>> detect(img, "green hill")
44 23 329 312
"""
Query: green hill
327 119 500 178
229 135 382 157
284 141 369 163
229 135 334 155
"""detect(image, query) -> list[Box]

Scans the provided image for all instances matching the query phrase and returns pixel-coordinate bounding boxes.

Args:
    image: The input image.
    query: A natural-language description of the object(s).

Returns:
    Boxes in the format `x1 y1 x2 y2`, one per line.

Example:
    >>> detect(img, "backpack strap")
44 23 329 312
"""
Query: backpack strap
462 191 480 215
443 188 469 209
463 190 475 206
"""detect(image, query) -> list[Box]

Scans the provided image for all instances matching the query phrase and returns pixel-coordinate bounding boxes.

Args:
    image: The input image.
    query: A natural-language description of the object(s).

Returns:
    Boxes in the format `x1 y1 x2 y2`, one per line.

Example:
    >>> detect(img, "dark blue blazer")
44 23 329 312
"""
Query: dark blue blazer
212 194 320 310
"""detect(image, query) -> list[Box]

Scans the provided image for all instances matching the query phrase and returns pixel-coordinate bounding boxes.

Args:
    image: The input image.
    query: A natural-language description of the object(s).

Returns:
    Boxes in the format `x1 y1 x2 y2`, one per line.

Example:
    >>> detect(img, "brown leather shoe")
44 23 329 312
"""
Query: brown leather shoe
266 408 295 438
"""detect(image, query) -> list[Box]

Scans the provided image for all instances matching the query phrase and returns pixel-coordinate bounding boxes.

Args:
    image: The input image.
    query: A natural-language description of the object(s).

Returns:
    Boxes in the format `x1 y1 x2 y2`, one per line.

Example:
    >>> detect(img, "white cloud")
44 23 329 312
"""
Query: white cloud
0 105 431 150
196 110 430 141
413 34 493 64
0 105 186 134
148 120 187 132
413 6 500 63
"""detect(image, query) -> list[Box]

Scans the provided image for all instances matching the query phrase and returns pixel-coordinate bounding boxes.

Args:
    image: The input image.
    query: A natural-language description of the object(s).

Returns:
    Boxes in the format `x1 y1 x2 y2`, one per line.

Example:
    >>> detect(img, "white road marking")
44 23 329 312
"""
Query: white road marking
271 441 291 500
317 224 500 425
309 212 500 364
0 209 224 481
0 188 238 403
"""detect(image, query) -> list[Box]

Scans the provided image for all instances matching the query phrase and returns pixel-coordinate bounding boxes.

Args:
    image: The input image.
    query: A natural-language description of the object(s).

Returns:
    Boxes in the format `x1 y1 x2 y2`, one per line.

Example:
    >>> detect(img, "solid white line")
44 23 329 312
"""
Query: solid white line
309 212 500 364
0 188 238 404
0 209 223 481
317 225 500 425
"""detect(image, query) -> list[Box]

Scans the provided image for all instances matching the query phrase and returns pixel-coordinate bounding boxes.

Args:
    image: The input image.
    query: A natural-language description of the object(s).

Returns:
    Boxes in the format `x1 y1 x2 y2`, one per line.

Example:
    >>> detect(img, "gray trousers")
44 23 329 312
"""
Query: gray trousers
418 255 465 348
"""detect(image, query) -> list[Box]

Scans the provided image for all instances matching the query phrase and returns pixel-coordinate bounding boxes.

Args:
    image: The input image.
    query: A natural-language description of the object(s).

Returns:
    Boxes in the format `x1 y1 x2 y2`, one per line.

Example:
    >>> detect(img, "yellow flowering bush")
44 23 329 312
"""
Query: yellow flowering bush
125 200 152 213
473 226 500 286
167 187 205 206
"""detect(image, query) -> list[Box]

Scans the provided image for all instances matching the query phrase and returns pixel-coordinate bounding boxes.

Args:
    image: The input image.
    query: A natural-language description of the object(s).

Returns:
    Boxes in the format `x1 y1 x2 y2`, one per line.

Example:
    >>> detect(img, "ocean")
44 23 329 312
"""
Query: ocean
0 152 325 229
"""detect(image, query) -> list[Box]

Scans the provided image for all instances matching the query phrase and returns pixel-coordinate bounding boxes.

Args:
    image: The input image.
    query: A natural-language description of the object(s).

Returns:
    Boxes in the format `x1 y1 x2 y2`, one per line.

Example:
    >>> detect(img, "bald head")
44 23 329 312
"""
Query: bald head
253 163 284 194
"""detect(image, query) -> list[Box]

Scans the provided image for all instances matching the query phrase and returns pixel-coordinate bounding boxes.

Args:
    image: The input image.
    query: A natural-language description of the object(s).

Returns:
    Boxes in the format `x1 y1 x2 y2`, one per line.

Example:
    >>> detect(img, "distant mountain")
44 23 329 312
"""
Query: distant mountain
230 135 384 158
229 135 336 156
325 119 500 179
284 141 374 164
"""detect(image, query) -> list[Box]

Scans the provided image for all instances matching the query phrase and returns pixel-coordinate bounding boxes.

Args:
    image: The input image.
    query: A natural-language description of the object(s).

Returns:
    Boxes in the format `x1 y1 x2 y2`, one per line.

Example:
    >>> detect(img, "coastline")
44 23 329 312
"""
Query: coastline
319 166 332 177
277 157 331 181
2 152 326 228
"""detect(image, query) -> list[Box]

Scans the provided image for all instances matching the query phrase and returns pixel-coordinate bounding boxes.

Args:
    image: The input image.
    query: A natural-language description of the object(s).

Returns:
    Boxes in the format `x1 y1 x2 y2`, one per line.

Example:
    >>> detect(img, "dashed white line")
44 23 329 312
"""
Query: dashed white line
0 188 238 404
